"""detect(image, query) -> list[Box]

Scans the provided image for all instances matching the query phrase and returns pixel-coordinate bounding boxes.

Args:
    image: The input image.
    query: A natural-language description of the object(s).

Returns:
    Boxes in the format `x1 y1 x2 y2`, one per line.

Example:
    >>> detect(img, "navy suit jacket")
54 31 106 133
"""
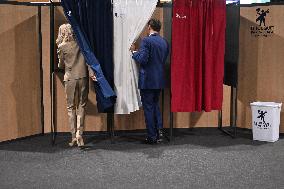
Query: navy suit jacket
132 33 169 89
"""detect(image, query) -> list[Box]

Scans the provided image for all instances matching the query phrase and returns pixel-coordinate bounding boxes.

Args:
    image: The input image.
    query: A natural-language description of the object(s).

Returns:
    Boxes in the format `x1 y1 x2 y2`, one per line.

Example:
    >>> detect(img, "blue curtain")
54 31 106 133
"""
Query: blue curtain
61 0 116 112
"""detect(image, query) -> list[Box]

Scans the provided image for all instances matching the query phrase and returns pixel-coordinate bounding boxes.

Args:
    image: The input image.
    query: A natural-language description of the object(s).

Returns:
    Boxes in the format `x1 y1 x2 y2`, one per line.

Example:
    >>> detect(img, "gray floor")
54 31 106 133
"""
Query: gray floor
0 128 284 189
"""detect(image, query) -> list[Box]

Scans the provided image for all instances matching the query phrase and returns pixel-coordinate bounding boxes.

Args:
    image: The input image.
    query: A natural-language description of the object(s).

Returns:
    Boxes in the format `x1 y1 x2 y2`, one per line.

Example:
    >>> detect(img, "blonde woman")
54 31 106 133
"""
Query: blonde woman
56 24 96 147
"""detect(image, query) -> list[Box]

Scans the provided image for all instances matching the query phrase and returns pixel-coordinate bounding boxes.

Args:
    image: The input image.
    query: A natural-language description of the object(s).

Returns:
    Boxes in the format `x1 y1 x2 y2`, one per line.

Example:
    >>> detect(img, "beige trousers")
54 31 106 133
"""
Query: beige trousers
64 78 89 138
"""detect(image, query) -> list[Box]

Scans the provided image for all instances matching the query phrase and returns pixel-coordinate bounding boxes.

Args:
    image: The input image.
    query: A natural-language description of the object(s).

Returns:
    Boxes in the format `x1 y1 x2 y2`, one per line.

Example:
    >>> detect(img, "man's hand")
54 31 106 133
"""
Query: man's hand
130 44 136 53
90 75 97 81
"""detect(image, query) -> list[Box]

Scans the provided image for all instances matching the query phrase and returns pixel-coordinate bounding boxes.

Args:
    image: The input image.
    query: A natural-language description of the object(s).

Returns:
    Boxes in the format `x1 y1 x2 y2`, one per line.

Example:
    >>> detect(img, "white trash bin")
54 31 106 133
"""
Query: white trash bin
250 102 282 142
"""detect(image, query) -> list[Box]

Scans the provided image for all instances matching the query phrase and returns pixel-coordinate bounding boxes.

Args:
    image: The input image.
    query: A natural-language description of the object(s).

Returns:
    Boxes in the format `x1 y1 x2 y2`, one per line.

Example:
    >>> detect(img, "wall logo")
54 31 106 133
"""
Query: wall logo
250 8 274 37
256 8 269 26
254 110 271 130
176 13 187 19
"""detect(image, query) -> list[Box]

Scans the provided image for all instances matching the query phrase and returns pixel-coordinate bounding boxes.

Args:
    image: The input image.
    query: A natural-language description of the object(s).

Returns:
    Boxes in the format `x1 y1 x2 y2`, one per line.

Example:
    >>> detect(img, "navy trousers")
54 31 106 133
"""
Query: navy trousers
140 89 163 140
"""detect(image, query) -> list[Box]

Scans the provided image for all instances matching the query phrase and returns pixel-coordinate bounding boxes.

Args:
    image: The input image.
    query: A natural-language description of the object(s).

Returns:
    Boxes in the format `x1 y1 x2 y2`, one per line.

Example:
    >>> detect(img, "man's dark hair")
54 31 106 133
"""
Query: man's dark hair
148 19 161 32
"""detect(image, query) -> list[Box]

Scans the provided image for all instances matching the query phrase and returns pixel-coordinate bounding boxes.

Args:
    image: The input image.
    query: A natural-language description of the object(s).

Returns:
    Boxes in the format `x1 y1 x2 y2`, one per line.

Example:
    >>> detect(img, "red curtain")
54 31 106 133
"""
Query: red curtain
171 0 226 112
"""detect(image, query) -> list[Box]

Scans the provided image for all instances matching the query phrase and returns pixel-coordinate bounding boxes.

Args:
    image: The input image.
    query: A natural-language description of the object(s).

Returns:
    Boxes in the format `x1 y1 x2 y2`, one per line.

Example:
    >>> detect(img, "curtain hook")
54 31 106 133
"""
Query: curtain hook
136 0 142 6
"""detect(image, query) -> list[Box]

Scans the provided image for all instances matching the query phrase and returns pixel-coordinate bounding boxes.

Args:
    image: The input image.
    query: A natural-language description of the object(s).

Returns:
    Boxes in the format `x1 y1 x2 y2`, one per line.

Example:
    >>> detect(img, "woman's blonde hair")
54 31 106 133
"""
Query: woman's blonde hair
56 23 75 46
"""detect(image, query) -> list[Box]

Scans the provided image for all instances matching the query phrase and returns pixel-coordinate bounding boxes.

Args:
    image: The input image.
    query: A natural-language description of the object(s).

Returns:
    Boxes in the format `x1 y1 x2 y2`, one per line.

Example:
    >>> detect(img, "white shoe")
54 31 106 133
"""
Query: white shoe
69 138 77 147
76 135 84 147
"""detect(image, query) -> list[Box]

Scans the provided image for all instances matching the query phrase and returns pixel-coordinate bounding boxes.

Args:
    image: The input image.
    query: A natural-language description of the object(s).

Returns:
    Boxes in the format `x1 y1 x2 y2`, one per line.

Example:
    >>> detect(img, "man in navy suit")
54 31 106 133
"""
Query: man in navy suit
131 19 169 144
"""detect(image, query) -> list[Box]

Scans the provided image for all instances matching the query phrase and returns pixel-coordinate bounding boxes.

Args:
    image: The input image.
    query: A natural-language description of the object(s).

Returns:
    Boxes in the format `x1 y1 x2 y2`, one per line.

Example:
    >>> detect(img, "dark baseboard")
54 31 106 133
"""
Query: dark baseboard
0 133 45 144
48 129 148 137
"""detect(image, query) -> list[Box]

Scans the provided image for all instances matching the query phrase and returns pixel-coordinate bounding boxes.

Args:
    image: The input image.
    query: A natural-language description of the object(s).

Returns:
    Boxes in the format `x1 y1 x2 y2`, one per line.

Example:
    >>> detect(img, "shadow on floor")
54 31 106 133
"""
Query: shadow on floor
1 128 280 158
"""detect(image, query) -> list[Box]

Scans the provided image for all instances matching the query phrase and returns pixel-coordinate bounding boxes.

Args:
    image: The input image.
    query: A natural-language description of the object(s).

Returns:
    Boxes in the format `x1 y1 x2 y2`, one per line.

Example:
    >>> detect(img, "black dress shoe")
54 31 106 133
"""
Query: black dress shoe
157 129 165 143
144 137 157 145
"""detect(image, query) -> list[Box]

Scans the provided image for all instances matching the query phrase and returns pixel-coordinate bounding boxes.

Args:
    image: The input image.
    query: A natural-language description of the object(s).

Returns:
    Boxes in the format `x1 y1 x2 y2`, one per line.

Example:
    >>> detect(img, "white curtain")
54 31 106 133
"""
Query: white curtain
113 0 157 114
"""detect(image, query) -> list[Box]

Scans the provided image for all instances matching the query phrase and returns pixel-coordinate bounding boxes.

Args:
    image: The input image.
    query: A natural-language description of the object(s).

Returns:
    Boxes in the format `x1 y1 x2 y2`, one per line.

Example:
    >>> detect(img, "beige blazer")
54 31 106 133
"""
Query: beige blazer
57 40 94 81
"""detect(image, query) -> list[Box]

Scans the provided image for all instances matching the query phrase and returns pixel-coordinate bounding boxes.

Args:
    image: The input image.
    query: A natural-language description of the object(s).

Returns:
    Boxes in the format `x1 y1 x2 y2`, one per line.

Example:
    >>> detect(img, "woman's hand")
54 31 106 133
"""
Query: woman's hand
90 75 97 81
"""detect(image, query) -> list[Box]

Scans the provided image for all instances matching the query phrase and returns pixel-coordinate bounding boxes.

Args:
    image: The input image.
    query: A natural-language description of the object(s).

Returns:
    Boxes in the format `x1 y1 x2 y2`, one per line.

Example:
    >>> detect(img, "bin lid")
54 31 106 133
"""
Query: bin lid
250 102 282 108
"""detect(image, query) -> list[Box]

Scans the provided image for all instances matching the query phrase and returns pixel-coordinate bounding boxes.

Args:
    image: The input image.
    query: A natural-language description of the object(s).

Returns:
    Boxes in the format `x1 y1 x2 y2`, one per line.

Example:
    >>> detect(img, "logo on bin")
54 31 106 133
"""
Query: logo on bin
250 8 274 37
254 110 271 130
